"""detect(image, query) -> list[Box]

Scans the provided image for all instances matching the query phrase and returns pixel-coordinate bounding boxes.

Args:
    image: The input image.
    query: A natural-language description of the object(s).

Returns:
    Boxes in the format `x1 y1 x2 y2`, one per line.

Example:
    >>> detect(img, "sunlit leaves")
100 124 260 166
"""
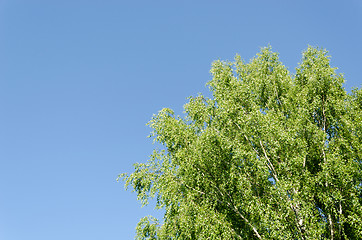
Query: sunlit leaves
121 46 362 239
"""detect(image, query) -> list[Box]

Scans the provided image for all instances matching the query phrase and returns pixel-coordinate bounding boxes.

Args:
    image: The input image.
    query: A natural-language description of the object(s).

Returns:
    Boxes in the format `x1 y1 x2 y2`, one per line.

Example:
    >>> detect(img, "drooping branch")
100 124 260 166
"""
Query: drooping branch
237 123 305 239
195 164 263 240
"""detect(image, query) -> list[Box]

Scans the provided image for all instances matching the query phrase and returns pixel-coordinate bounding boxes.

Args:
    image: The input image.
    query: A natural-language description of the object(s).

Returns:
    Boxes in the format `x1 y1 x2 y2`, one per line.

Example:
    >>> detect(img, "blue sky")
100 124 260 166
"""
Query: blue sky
0 1 361 239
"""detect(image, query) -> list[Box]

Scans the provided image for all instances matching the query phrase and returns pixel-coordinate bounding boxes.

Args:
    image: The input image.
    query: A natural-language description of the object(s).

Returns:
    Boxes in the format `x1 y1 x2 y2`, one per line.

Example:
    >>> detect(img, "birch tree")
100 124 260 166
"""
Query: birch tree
120 47 362 239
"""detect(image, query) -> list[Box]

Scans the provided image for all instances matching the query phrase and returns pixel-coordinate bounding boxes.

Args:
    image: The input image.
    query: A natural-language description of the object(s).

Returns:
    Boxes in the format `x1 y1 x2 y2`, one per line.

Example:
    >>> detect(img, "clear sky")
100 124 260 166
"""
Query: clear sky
0 1 361 239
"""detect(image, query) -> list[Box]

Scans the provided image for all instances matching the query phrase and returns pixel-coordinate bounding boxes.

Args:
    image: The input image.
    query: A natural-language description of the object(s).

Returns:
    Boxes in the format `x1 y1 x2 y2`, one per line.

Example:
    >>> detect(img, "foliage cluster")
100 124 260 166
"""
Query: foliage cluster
120 47 362 239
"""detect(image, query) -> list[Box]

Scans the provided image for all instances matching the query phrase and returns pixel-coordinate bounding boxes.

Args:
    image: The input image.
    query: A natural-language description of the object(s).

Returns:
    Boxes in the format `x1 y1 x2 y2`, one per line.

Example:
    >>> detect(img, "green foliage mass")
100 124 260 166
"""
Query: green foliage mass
120 47 362 239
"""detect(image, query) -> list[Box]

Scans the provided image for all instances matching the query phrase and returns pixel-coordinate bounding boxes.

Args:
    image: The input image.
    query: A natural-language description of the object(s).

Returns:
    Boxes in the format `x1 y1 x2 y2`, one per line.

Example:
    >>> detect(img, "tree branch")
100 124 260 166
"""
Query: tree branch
329 213 334 240
197 164 263 240
259 140 279 182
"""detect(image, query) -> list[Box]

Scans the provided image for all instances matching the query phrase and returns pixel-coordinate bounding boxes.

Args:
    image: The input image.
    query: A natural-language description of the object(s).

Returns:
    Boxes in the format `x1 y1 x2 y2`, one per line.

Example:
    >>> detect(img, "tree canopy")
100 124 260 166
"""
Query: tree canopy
120 47 362 239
